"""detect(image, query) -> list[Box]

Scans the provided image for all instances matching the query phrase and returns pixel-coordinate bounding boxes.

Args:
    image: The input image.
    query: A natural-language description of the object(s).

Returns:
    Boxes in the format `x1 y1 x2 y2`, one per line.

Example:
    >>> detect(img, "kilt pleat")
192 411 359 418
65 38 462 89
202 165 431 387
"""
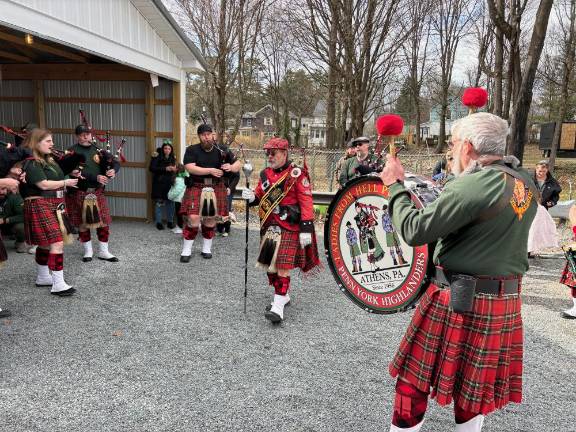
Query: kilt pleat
24 197 64 246
65 189 111 227
180 183 228 217
389 282 523 415
560 262 576 288
273 228 320 273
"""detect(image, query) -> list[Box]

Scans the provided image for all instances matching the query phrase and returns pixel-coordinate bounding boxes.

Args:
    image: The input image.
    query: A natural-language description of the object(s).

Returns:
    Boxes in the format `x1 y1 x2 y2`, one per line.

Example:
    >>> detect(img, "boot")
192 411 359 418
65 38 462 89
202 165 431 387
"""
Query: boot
180 239 194 263
352 262 358 273
389 420 424 432
265 294 290 323
98 242 119 262
36 264 52 287
455 415 484 432
82 240 93 262
51 270 75 296
201 237 213 259
15 242 27 253
266 294 291 311
562 298 576 319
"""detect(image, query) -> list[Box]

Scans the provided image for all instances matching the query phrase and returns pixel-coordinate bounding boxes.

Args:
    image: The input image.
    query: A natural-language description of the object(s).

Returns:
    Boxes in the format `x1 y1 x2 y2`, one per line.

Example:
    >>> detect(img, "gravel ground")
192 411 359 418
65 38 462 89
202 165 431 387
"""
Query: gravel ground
0 221 575 432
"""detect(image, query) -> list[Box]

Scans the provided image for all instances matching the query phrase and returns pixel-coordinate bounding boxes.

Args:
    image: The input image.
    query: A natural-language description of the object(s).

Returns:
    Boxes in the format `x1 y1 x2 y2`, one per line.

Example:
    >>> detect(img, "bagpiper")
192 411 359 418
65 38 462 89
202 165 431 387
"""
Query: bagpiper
242 138 320 323
179 124 242 261
65 125 120 263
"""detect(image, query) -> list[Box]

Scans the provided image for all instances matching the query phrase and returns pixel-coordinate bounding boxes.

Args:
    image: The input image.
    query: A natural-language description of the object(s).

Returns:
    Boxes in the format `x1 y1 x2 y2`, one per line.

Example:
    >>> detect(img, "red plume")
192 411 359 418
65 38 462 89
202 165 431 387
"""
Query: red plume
462 87 488 109
375 114 404 136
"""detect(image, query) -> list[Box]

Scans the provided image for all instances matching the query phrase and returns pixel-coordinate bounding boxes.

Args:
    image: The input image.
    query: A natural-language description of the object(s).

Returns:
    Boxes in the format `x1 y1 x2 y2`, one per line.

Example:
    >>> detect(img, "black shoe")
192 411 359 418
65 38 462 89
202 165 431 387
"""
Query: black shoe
156 223 164 230
167 222 175 229
201 252 212 259
264 310 282 324
180 255 191 263
82 257 93 262
98 256 119 262
0 309 11 318
51 288 76 297
265 300 291 312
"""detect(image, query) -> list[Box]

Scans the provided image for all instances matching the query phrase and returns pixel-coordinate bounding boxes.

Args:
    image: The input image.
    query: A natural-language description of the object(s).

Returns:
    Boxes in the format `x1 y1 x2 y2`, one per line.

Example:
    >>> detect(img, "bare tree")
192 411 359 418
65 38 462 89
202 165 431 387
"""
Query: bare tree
402 0 434 147
488 0 555 162
173 0 266 141
431 0 479 153
548 0 576 172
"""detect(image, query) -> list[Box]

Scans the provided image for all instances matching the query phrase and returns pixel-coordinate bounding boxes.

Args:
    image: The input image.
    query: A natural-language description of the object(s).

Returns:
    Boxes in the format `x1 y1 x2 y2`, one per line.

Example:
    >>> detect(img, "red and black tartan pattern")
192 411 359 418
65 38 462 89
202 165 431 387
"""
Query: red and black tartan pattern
24 197 64 247
560 263 576 288
274 276 290 295
79 230 91 242
35 247 49 265
97 226 109 242
183 225 199 240
48 253 64 271
180 183 228 217
201 224 216 239
271 228 320 272
392 380 428 428
389 281 523 416
65 189 111 228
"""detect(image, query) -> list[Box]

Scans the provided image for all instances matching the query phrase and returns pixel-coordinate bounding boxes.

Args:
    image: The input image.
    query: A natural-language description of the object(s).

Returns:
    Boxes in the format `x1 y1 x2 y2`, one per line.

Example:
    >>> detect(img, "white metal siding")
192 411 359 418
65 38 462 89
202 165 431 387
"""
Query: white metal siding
9 0 180 68
0 80 35 143
43 80 148 218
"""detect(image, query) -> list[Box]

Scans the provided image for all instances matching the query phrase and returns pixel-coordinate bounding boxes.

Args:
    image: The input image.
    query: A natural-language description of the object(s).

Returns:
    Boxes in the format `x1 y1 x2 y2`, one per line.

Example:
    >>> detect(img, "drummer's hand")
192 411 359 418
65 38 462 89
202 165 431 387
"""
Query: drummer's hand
380 154 405 186
242 188 255 203
97 175 109 185
106 169 116 179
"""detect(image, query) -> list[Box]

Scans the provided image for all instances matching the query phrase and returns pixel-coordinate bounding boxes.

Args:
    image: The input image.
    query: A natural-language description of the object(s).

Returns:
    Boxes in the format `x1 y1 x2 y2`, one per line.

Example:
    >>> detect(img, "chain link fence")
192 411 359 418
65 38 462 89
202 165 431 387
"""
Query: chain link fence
235 148 444 192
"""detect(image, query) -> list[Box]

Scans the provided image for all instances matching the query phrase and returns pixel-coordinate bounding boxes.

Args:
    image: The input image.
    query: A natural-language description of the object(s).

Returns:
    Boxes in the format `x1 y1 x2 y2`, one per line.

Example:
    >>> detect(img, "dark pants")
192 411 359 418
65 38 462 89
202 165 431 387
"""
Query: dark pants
216 194 233 234
0 222 25 243
175 202 183 228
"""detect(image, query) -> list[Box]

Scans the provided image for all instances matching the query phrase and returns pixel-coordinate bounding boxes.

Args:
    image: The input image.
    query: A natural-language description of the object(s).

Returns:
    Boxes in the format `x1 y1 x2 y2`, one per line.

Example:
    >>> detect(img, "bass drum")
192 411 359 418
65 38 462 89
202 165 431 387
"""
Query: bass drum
324 173 441 314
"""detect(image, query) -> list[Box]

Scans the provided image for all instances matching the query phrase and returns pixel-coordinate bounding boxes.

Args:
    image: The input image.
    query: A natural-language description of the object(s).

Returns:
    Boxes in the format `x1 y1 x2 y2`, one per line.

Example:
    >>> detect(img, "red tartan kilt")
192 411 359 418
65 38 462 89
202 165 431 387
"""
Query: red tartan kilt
389 282 523 415
273 229 320 272
65 189 111 227
24 197 64 246
180 182 228 217
560 262 576 287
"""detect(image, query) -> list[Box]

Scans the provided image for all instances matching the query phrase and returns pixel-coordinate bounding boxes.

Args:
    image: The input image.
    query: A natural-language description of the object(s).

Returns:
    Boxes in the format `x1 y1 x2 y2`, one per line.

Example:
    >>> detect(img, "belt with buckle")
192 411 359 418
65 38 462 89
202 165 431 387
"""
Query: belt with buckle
433 267 520 296
26 189 65 199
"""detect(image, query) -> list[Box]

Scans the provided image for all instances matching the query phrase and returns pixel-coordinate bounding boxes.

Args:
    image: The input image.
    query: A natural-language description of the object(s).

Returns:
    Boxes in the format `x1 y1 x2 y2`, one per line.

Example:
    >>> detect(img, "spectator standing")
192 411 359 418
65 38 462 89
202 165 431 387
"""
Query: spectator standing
534 159 562 210
149 140 177 230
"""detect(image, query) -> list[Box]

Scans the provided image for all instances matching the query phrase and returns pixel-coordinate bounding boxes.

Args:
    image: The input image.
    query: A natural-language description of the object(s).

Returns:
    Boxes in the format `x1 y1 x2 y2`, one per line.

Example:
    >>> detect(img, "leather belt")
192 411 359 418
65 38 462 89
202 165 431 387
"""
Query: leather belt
433 267 520 296
25 189 65 199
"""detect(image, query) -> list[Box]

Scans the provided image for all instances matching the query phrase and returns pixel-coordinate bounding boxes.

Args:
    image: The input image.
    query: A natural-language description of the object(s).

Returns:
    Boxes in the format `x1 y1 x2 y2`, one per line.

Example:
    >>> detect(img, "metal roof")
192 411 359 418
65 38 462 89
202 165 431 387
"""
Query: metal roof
131 0 208 72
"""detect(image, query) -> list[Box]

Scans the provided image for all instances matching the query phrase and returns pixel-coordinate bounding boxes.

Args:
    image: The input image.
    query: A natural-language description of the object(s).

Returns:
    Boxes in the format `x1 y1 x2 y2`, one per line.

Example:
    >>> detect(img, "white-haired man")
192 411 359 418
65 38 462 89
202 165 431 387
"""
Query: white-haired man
380 112 538 432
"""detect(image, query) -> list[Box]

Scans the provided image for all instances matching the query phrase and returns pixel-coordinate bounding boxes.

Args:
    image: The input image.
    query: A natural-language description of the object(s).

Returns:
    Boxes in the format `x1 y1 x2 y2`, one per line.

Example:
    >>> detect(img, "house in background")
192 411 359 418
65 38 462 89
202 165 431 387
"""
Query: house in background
419 98 477 140
237 104 297 142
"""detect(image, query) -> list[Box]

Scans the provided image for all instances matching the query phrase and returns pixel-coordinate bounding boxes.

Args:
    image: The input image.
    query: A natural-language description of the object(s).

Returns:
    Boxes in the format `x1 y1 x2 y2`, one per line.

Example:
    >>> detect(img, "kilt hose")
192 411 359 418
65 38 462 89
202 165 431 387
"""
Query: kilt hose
389 281 523 416
65 189 111 228
180 182 228 219
24 197 65 247
265 227 320 273
560 263 576 288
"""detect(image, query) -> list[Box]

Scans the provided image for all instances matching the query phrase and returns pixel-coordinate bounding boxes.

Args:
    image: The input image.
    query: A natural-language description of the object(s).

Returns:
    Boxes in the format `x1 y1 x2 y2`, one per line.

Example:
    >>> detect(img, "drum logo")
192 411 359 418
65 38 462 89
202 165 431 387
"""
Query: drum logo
325 177 429 313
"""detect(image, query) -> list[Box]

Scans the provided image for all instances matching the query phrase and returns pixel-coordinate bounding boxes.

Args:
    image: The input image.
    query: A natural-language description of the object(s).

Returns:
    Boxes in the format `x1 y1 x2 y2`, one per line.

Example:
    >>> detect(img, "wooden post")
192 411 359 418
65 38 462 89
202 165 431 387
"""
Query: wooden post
145 80 155 222
34 80 46 128
172 81 182 162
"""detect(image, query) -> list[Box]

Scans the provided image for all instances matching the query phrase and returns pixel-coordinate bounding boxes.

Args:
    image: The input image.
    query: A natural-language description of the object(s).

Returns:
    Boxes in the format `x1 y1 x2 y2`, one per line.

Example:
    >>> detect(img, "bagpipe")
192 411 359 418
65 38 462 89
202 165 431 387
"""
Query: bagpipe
78 109 127 171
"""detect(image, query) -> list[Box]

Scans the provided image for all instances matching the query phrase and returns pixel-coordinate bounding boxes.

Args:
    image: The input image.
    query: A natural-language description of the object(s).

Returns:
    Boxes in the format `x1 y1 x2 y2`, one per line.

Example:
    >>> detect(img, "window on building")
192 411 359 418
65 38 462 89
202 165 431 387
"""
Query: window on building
246 119 252 127
264 117 273 126
321 130 325 139
241 130 250 137
291 119 297 128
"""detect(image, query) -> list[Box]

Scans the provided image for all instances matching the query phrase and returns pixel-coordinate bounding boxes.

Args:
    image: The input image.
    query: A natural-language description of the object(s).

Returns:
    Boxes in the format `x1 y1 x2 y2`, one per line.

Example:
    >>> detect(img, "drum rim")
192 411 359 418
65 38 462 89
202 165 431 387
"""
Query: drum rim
324 175 429 314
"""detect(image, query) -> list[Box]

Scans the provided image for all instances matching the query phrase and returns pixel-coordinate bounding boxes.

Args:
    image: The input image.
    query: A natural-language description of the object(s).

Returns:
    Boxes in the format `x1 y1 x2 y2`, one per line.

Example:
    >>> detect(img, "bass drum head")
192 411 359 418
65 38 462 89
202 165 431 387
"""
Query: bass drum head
324 175 429 314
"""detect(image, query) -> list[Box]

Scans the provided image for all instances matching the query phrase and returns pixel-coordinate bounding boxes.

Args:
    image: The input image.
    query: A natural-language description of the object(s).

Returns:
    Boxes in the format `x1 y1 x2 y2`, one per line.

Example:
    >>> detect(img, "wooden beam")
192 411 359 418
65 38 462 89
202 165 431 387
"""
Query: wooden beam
154 132 173 138
45 97 145 105
172 81 181 162
50 128 146 137
154 98 173 106
105 191 147 199
0 96 34 102
145 80 155 221
0 50 32 63
34 80 46 128
120 162 146 168
0 31 87 63
0 64 149 81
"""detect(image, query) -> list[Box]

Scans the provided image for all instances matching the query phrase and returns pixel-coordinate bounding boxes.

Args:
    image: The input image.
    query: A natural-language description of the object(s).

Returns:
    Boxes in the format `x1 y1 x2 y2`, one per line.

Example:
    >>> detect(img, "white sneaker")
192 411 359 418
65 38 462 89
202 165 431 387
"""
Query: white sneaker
222 232 229 237
27 245 37 254
172 227 183 234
